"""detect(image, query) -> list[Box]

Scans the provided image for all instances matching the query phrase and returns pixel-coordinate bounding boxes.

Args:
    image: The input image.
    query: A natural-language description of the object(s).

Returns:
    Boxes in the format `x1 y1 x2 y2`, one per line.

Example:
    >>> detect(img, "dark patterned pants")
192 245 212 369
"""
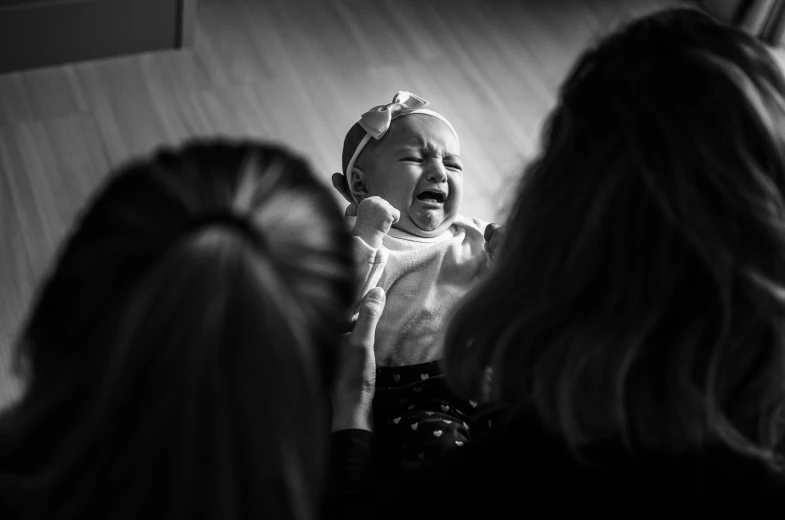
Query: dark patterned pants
373 360 479 476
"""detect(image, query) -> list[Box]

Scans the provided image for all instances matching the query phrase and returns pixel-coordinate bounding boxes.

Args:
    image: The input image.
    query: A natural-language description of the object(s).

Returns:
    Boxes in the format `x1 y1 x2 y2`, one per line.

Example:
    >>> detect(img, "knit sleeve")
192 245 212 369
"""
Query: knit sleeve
323 429 380 520
353 236 389 303
471 216 490 233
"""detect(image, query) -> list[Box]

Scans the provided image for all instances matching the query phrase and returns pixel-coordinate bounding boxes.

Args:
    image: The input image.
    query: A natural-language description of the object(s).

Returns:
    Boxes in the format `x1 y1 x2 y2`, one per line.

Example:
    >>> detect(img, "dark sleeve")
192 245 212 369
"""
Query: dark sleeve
360 458 468 520
362 436 498 520
323 422 501 519
323 429 380 520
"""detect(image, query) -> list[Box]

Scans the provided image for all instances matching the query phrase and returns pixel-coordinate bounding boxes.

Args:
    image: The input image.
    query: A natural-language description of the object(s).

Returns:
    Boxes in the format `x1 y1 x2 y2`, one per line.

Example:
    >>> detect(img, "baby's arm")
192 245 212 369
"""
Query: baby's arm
353 237 388 303
352 197 399 305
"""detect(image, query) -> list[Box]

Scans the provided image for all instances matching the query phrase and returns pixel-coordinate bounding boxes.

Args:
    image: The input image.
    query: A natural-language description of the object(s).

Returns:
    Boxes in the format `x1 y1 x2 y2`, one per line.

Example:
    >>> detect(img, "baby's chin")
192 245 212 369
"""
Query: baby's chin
396 212 457 238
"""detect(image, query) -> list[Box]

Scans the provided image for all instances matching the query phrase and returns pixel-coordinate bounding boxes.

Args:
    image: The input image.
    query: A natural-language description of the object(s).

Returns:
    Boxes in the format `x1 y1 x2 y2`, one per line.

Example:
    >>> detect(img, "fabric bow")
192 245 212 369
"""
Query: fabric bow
358 91 430 140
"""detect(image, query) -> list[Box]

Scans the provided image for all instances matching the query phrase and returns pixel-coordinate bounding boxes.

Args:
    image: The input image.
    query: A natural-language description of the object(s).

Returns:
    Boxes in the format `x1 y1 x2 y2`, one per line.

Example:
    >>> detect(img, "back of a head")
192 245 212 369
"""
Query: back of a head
0 140 355 519
446 8 785 464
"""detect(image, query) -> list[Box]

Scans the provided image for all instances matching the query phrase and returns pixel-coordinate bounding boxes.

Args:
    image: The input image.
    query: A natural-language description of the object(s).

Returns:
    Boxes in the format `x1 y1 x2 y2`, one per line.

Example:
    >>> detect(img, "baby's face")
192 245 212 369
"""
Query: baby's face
359 114 463 238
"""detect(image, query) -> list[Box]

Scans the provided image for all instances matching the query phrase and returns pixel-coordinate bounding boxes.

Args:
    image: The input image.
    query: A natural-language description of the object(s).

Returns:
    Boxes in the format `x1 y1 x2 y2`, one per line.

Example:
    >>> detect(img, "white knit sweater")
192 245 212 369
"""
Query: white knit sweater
351 215 491 366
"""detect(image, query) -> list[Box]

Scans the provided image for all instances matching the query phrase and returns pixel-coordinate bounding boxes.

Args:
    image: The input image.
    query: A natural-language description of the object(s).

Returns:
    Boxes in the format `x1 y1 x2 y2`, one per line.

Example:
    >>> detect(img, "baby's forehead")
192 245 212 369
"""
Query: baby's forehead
383 115 459 151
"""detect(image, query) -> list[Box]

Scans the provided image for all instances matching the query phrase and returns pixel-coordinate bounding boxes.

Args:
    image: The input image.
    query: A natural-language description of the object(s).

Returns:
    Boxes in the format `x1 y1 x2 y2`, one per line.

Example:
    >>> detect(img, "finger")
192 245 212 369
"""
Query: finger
332 172 354 204
484 223 502 243
390 207 401 224
345 203 358 217
490 229 504 250
351 288 386 348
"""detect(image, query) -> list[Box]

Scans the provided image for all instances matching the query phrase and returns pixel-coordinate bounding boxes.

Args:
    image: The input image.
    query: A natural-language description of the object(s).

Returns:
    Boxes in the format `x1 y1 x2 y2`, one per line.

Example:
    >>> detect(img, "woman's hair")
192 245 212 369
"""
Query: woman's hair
445 7 785 465
0 140 355 520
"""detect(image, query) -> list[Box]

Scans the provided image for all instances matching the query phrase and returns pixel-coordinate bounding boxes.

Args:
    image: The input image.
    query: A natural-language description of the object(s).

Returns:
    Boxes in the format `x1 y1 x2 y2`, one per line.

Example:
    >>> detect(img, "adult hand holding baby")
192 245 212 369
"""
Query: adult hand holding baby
484 223 505 260
332 287 386 432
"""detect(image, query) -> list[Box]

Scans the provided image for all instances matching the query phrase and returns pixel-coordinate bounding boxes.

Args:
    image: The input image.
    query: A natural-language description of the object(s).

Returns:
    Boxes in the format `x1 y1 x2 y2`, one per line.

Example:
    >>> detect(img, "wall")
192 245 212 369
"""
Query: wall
0 0 186 74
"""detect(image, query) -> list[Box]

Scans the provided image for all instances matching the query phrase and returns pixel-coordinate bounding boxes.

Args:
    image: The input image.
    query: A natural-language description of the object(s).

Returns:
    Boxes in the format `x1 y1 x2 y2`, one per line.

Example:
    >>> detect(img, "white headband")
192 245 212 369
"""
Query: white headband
345 92 459 199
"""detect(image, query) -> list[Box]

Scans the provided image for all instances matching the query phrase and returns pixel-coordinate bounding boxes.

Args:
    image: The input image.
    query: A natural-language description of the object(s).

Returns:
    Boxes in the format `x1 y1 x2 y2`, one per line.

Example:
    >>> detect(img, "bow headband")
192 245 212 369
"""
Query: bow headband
345 91 459 196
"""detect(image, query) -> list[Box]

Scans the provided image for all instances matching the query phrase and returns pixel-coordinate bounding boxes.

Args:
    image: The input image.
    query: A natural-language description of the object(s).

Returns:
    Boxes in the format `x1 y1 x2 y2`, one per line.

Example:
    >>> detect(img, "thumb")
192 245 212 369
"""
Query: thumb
390 207 401 224
346 203 358 217
351 287 385 348
484 223 502 243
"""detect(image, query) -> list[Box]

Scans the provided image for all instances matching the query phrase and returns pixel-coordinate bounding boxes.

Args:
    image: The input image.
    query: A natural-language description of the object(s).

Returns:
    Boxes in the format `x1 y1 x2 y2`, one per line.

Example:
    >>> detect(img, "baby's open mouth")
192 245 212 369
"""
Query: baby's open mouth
416 191 446 204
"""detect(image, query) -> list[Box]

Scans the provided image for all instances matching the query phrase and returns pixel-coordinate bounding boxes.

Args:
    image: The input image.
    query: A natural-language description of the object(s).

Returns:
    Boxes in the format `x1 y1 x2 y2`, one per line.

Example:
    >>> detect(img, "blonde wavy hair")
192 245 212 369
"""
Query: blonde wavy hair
0 140 355 520
445 8 785 466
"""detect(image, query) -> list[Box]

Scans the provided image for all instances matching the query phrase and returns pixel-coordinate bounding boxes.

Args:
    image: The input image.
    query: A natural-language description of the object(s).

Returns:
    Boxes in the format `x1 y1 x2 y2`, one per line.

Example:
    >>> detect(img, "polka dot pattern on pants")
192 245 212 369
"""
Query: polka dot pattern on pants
374 360 476 474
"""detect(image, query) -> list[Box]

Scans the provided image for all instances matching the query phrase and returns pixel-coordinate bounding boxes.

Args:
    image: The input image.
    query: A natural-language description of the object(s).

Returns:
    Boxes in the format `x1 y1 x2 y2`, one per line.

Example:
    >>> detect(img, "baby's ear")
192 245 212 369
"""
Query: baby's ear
350 167 371 201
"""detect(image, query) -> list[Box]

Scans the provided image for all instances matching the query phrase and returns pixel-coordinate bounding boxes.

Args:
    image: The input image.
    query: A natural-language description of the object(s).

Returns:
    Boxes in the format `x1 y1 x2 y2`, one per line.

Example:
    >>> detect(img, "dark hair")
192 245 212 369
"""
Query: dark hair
445 7 785 466
0 140 356 520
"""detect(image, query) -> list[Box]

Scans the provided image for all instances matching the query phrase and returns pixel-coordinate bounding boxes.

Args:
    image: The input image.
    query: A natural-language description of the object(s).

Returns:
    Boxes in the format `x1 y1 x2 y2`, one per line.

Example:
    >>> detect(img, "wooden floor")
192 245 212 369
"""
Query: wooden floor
0 0 680 406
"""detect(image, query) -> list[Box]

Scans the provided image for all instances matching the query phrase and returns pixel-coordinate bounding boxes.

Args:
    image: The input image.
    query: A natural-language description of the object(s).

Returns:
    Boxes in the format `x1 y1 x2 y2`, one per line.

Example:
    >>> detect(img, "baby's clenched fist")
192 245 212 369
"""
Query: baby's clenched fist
353 196 400 249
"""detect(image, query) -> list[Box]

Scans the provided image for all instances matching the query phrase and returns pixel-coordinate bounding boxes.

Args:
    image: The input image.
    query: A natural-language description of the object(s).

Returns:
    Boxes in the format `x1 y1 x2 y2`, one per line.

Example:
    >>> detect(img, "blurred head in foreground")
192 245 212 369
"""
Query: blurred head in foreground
0 139 355 520
446 7 785 468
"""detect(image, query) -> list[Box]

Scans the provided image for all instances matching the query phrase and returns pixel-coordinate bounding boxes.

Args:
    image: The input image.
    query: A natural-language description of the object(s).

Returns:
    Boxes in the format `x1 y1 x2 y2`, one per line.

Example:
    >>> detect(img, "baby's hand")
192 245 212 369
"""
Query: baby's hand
353 196 400 249
484 223 505 260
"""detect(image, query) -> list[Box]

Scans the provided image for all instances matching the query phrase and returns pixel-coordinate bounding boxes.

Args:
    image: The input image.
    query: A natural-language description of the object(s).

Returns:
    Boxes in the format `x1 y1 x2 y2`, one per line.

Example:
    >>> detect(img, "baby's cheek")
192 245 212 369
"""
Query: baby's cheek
449 180 463 206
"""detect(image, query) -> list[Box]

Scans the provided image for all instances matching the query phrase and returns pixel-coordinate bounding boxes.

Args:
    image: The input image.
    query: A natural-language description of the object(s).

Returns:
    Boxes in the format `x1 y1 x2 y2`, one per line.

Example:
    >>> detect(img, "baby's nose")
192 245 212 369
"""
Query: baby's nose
425 163 447 182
